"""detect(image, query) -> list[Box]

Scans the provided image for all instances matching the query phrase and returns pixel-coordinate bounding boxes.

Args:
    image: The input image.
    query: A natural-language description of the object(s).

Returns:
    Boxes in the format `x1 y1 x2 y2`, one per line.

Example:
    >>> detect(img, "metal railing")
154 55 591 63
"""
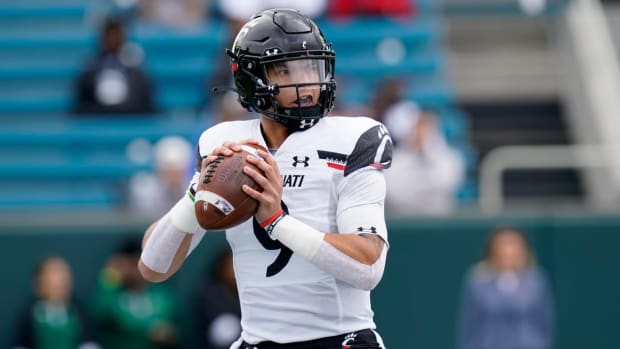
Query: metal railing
479 144 612 213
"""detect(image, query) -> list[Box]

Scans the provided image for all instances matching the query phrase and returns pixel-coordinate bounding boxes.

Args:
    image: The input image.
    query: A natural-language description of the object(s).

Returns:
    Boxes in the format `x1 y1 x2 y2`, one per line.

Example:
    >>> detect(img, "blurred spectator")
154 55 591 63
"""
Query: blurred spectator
369 79 404 124
128 136 194 218
192 247 241 349
73 17 157 115
139 0 209 29
217 1 326 25
200 91 254 129
214 92 254 123
458 228 554 349
13 256 99 349
384 102 465 216
327 0 415 18
94 239 181 349
84 0 140 27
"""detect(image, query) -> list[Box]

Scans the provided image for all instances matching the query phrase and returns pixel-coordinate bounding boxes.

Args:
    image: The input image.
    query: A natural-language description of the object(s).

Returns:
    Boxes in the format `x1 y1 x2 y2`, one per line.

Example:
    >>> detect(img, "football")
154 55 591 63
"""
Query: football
194 144 267 230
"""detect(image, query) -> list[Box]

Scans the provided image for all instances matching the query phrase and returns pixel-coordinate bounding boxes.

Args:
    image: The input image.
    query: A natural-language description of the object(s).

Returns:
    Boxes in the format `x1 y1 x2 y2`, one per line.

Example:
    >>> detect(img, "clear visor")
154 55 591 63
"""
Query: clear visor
264 58 329 87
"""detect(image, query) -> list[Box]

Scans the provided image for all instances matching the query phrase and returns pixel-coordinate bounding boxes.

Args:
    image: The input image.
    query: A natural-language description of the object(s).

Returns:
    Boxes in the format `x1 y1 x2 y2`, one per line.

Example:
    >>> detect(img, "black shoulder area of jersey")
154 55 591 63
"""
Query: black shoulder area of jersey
344 124 393 177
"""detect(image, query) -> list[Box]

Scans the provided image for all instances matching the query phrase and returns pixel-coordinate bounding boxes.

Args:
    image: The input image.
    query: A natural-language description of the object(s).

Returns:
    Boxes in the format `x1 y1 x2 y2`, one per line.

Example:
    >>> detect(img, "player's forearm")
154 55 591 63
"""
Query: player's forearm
323 233 383 265
138 250 190 282
311 239 387 290
139 218 193 282
139 194 205 282
266 213 387 290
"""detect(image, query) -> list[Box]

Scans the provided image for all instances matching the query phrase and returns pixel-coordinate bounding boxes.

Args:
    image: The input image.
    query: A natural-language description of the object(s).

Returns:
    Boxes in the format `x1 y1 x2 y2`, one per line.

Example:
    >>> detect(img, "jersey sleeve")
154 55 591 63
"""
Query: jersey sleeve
193 143 202 174
336 169 389 244
187 143 203 193
187 125 223 193
344 124 393 177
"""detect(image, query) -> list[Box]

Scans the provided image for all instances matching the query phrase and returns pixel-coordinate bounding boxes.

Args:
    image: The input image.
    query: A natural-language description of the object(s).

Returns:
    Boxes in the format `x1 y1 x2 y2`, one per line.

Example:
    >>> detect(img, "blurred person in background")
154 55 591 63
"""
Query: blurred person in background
192 247 241 349
216 0 327 35
139 0 209 29
94 239 181 349
13 256 99 349
200 91 254 129
73 17 157 115
384 101 465 216
326 0 415 18
368 79 403 125
458 227 554 349
129 136 194 218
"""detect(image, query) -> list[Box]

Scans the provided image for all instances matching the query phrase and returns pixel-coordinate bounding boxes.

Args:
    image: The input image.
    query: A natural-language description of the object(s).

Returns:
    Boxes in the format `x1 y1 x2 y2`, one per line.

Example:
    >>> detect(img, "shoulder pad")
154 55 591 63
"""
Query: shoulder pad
344 124 393 177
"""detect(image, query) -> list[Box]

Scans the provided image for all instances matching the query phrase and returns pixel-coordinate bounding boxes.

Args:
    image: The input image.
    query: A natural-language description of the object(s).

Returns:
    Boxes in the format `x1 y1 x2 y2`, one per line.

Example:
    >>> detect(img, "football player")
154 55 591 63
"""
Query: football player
139 8 393 349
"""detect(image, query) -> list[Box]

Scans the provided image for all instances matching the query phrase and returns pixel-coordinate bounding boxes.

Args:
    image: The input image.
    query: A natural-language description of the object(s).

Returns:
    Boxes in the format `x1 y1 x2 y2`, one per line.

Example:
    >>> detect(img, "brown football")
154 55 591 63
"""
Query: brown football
194 144 267 230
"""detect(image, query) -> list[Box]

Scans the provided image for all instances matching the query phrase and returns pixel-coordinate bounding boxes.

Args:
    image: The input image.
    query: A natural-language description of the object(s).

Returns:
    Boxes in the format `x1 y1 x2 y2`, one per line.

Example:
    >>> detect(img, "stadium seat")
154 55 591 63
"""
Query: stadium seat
0 1 476 208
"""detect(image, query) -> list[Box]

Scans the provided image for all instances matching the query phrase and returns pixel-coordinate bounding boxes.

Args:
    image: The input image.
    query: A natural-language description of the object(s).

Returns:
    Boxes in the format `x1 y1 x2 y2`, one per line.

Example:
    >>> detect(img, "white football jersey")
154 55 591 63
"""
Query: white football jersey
190 116 393 344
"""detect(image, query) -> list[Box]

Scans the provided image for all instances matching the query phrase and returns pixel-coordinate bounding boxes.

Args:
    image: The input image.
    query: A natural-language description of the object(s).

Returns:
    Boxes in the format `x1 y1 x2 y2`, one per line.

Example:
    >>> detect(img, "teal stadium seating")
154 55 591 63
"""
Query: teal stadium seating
0 118 197 208
0 1 476 209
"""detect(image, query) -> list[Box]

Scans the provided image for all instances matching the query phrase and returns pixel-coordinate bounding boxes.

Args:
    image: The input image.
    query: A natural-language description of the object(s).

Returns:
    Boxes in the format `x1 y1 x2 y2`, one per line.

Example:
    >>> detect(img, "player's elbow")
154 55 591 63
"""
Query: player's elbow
138 260 169 283
361 282 378 291
358 269 384 291
355 250 387 291
341 262 385 290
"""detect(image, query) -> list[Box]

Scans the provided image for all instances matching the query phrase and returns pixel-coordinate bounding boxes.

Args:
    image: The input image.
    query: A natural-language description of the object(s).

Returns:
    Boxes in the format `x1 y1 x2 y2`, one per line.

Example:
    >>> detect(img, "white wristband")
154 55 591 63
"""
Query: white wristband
169 193 202 234
270 215 325 260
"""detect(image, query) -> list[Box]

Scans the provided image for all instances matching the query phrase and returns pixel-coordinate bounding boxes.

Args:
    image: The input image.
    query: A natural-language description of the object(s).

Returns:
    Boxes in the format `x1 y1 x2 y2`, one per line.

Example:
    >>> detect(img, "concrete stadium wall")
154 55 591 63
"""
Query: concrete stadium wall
1 212 619 348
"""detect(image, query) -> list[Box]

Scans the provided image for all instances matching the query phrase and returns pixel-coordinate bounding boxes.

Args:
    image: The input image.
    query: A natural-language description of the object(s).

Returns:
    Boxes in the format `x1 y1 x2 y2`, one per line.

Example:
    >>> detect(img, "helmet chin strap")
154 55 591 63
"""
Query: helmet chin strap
278 104 322 118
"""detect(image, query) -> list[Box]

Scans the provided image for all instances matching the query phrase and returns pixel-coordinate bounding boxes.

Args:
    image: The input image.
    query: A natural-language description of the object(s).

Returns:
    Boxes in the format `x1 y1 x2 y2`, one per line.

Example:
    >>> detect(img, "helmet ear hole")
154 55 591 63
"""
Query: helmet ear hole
238 58 254 71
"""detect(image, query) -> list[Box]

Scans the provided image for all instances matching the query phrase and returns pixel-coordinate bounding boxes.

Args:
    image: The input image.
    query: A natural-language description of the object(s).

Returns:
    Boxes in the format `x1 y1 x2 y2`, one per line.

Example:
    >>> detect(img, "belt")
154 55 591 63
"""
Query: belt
240 328 381 349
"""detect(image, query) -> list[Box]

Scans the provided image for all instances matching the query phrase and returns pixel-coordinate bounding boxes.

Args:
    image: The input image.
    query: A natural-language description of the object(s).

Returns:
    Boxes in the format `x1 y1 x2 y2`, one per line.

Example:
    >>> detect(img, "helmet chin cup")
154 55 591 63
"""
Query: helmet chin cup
261 103 323 131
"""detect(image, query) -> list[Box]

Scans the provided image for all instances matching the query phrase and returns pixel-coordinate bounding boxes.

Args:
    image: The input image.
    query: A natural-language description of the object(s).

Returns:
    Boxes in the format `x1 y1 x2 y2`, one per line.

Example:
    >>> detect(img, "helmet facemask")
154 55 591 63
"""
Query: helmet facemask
258 56 335 130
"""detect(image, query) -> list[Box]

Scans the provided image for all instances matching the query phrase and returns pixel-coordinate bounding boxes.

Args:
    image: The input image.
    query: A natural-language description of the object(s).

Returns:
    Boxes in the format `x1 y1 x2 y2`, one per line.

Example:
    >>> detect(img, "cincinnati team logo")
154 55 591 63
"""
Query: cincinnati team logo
341 332 358 348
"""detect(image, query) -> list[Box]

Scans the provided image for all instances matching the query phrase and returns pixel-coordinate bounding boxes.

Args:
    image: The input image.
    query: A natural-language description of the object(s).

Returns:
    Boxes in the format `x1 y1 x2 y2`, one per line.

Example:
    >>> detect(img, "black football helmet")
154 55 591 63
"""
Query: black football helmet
226 8 336 131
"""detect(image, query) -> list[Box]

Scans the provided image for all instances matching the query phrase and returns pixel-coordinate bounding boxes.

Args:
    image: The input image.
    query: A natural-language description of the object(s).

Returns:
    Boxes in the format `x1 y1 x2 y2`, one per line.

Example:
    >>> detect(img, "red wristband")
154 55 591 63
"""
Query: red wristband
260 209 284 228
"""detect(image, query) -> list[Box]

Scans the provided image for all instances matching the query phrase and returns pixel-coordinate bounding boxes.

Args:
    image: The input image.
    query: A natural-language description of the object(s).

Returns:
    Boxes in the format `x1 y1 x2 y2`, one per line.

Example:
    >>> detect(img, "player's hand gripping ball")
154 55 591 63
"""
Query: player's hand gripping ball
194 143 267 230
